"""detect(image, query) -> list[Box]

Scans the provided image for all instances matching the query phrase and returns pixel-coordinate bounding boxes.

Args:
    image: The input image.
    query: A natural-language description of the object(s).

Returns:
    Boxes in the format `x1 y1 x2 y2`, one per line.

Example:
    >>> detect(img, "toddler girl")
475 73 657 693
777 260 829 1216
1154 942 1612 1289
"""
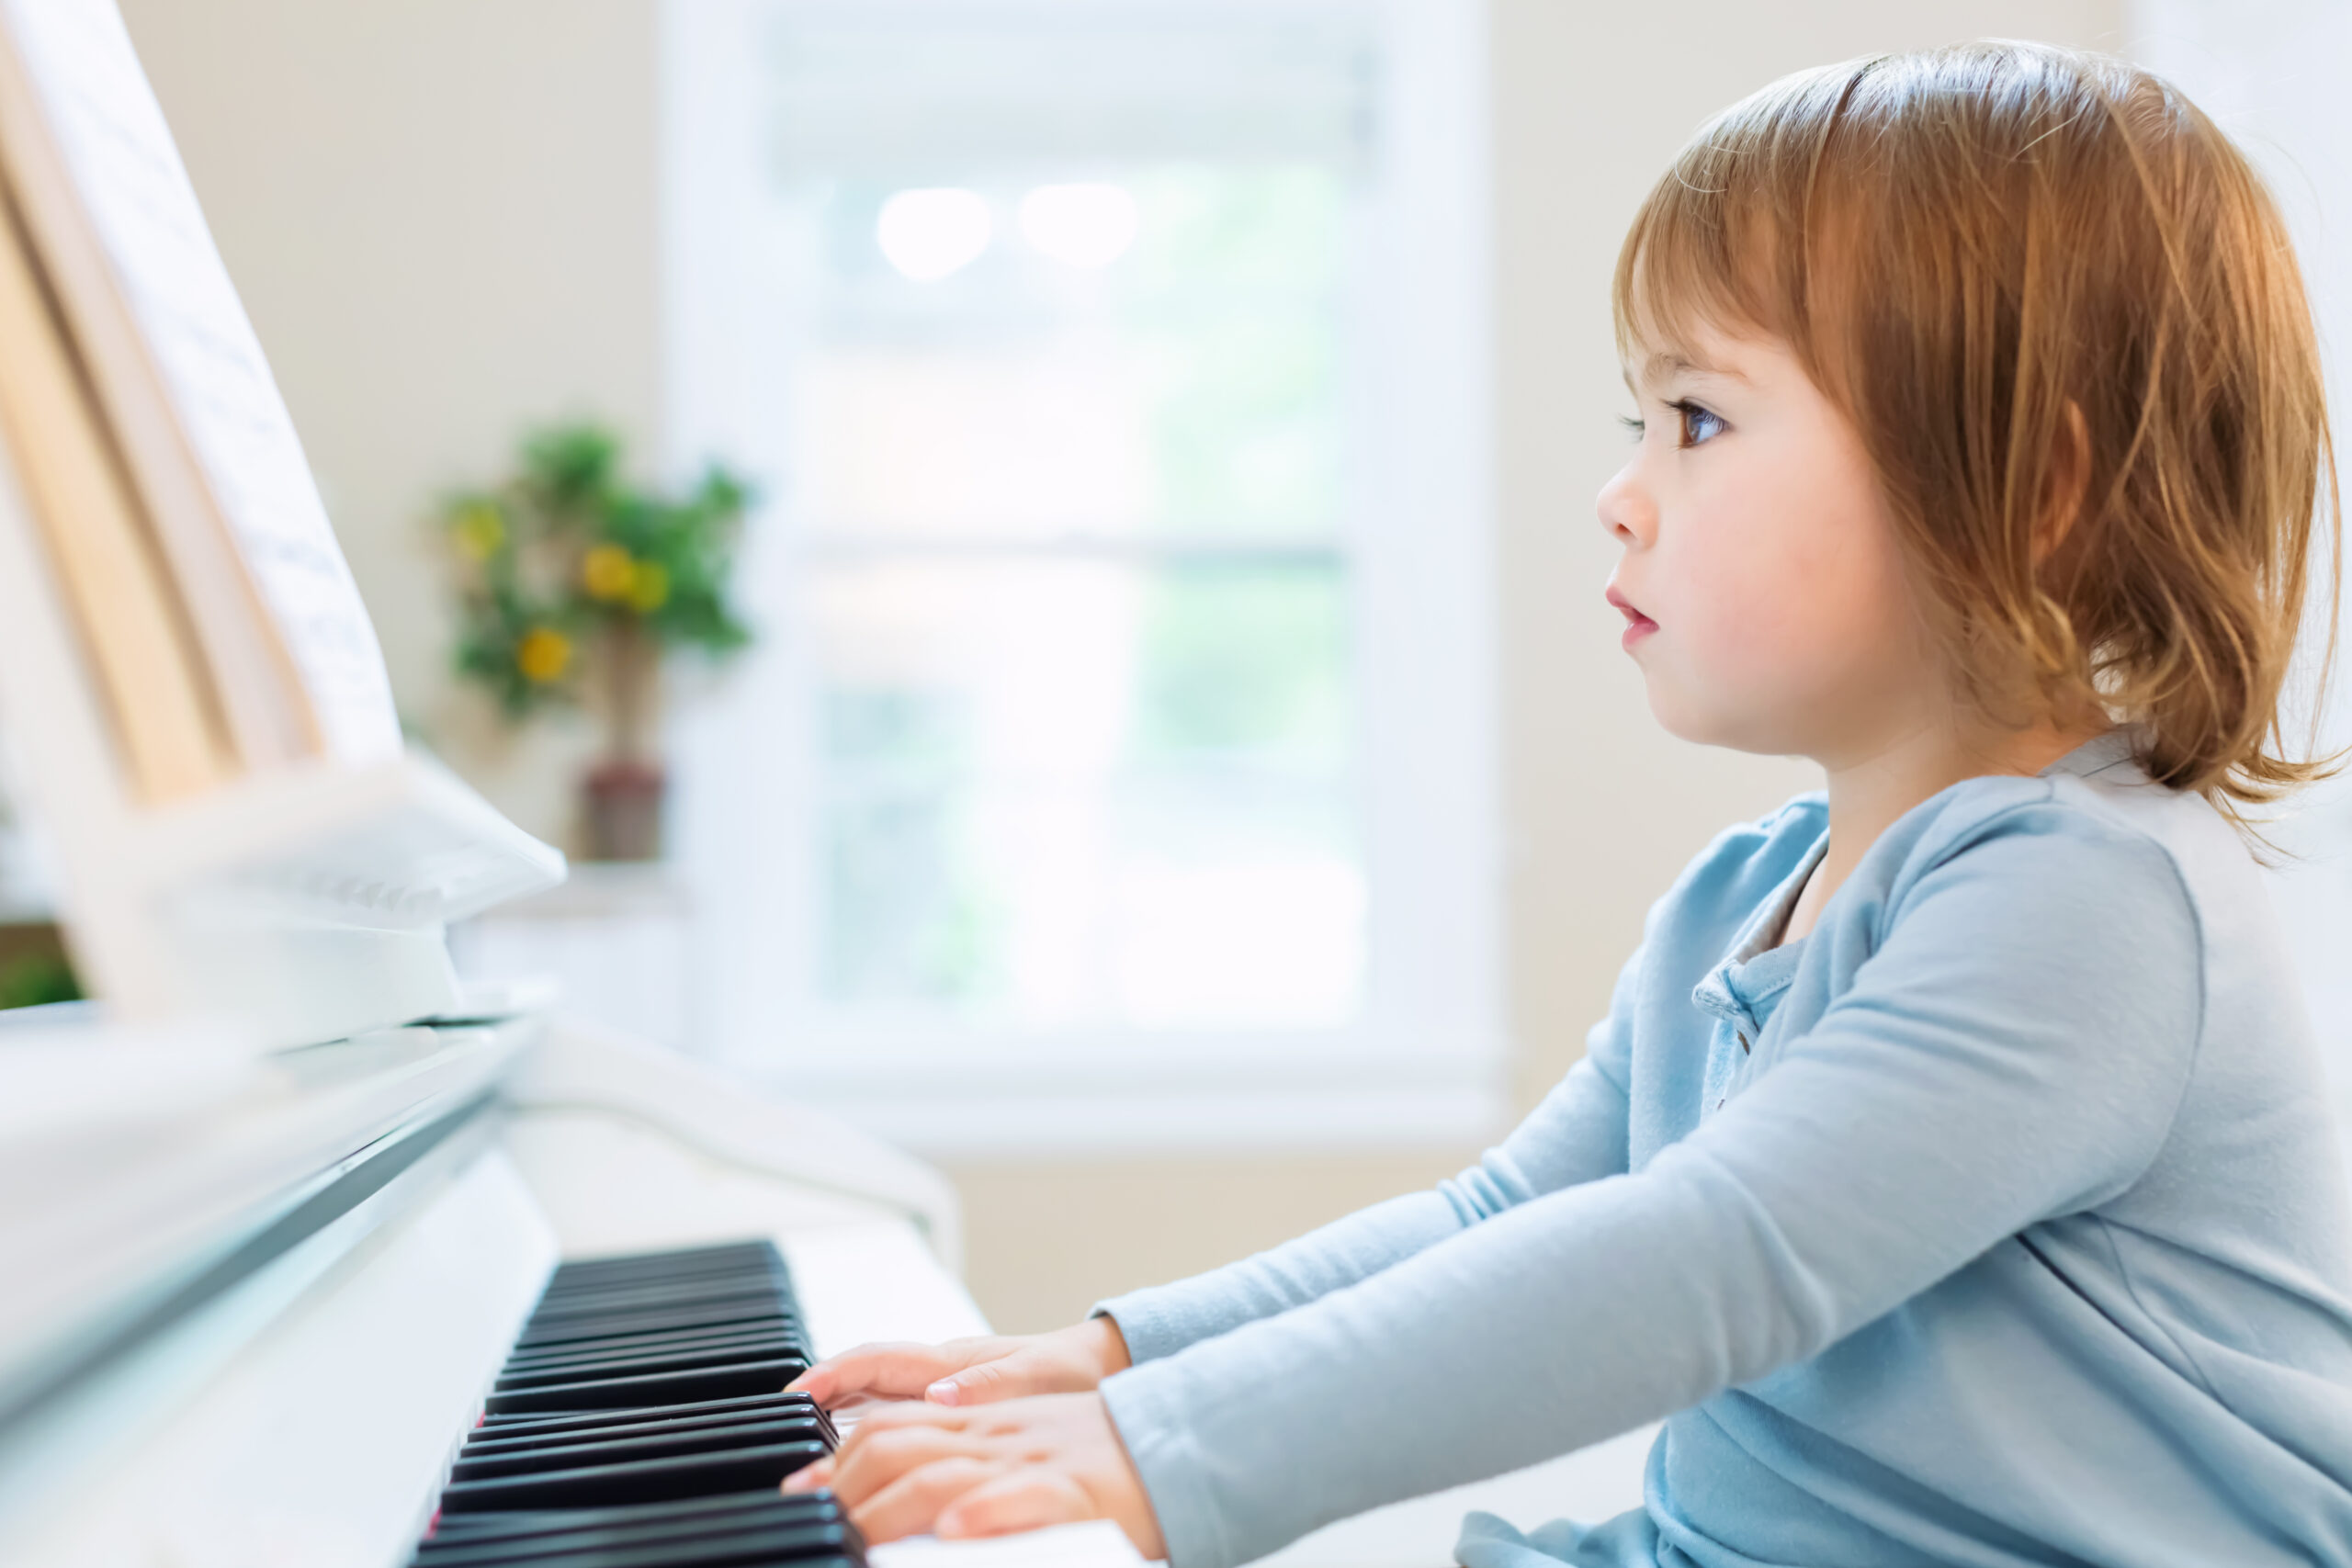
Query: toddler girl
786 40 2352 1568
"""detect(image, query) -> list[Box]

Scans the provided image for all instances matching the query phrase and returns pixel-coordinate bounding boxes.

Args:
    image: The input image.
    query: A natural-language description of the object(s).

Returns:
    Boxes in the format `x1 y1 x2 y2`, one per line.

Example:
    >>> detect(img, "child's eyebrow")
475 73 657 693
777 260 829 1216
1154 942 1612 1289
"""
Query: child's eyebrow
1641 350 1751 388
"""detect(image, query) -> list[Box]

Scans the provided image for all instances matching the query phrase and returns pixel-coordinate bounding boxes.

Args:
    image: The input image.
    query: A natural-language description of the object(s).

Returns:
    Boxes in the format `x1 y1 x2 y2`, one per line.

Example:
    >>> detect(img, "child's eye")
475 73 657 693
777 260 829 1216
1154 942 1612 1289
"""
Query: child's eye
1671 400 1725 446
1617 413 1645 443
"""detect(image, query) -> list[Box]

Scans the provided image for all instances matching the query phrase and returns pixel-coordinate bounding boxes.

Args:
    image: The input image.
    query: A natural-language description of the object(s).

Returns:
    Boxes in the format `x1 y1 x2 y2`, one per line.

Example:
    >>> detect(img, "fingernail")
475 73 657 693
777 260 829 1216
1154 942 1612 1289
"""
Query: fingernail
925 1378 960 1404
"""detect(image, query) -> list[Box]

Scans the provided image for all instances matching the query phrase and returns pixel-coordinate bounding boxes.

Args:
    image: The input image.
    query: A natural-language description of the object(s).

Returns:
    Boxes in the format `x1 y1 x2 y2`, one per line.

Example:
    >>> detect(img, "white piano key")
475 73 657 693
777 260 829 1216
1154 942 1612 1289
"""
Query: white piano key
872 1518 1152 1568
783 1222 989 1361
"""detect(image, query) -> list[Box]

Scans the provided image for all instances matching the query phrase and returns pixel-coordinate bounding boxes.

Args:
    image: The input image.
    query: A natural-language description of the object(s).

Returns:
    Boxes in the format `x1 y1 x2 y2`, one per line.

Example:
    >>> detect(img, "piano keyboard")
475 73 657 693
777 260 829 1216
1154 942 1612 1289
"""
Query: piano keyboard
412 1239 867 1566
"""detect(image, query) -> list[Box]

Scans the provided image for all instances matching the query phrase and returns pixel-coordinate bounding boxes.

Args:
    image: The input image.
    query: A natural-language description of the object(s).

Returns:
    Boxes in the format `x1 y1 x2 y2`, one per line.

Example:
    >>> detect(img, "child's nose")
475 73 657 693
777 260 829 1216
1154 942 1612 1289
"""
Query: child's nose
1596 463 1657 547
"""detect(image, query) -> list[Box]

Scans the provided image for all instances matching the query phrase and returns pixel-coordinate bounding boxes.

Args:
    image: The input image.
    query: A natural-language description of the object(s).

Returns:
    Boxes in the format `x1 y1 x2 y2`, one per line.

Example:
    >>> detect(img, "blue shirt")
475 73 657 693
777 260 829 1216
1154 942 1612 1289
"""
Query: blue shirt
1094 733 2352 1568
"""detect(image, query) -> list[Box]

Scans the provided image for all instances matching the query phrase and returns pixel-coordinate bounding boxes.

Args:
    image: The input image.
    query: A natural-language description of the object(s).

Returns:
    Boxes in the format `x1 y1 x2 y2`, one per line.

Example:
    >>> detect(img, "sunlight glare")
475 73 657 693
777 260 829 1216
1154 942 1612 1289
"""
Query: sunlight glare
1016 183 1139 269
876 187 993 281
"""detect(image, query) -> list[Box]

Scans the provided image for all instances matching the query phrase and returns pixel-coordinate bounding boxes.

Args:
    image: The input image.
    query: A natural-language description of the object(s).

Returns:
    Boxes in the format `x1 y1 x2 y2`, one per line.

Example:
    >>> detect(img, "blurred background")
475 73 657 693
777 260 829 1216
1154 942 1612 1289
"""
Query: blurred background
1 0 2345 1340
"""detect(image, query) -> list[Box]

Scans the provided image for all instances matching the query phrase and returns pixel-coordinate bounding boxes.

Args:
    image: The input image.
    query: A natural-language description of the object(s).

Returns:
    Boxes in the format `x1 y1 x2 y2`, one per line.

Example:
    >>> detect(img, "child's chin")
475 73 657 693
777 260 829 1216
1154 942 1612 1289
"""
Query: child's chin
1644 684 1786 756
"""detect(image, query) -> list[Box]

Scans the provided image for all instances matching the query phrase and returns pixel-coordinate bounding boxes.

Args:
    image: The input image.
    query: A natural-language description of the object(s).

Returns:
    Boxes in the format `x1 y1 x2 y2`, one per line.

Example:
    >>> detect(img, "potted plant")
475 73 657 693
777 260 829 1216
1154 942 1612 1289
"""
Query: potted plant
438 423 752 860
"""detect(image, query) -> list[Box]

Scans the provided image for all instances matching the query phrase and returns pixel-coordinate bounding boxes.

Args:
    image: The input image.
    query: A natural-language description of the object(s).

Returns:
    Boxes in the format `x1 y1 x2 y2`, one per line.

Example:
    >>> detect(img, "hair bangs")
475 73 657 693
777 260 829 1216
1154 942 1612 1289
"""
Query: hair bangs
1611 62 1863 377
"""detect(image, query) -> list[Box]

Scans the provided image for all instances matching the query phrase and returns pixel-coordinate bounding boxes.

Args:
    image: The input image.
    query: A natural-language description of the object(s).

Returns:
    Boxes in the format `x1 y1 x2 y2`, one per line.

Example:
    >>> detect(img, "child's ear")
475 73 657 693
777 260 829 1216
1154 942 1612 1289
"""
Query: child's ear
2032 400 2092 567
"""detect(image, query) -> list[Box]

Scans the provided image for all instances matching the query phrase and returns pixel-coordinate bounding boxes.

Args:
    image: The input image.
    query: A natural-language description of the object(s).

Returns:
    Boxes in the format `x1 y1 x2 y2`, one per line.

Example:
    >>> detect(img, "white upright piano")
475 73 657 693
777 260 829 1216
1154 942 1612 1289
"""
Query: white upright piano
0 3 1142 1563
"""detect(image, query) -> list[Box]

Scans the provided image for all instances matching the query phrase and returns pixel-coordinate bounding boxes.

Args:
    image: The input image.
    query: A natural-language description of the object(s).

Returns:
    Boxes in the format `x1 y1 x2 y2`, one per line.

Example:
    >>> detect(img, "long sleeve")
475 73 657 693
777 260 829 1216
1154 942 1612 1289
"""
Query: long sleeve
1091 942 1644 1363
1100 810 2205 1568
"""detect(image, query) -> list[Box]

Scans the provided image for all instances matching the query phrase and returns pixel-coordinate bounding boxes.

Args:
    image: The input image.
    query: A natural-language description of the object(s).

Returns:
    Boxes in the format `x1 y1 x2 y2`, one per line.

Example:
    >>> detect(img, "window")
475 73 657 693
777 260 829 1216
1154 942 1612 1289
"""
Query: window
663 0 1499 1153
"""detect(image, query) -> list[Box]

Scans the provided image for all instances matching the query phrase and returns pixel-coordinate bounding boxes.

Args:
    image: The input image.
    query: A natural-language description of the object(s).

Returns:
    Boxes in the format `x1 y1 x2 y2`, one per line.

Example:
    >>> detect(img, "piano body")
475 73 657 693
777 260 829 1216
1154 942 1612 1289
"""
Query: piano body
0 1002 1124 1567
0 3 1146 1563
0 970 1656 1568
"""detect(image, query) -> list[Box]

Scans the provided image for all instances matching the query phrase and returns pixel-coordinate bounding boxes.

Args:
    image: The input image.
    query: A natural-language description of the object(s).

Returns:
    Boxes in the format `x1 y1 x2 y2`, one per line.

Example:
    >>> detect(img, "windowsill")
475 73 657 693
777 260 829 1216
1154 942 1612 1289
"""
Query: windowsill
729 1045 1511 1160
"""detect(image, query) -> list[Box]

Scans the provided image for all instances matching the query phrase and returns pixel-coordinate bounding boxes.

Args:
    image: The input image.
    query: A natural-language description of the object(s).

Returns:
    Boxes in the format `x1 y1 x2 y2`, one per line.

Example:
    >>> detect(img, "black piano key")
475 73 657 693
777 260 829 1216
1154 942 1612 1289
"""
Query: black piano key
473 1394 839 1450
499 1340 800 1377
548 1243 783 1278
516 1305 798 1348
475 1393 827 1439
460 1410 828 1457
536 1266 787 1295
495 1337 806 1389
483 1358 809 1416
521 1288 793 1322
544 1266 787 1288
502 1323 804 1367
451 1416 827 1481
529 1288 786 1316
437 1438 830 1512
540 1257 785 1288
511 1317 805 1349
541 1247 785 1282
490 1527 857 1568
513 1546 856 1568
465 1410 793 1457
540 1259 786 1287
422 1538 863 1568
465 1409 834 1463
418 1516 858 1567
537 1267 786 1295
519 1316 795 1354
426 1489 842 1541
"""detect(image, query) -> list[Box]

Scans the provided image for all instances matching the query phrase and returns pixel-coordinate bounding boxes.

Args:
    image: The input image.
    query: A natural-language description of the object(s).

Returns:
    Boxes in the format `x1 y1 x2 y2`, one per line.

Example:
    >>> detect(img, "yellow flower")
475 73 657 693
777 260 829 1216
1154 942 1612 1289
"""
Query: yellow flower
452 501 504 561
582 544 637 601
626 560 671 614
515 626 572 683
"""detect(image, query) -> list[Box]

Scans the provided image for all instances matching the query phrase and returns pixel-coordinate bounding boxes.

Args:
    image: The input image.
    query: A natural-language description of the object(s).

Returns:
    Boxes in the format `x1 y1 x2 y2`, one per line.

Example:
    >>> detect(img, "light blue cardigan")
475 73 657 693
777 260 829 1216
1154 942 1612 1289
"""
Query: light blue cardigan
1094 732 2352 1567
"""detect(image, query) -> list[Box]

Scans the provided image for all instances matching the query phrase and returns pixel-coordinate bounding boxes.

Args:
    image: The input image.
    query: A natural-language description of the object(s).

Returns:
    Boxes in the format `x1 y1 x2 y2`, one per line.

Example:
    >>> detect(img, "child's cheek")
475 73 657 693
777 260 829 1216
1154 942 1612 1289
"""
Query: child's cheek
1675 539 1799 679
1652 563 1807 736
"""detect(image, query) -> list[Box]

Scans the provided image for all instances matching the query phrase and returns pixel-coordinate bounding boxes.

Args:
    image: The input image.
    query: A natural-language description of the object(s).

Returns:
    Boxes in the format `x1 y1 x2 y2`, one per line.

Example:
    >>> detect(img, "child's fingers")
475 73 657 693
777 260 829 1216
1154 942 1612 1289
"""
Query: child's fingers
849 1455 1007 1544
825 1420 985 1514
934 1466 1094 1539
780 1454 834 1494
926 1342 1106 1405
787 1339 979 1405
925 1352 1030 1405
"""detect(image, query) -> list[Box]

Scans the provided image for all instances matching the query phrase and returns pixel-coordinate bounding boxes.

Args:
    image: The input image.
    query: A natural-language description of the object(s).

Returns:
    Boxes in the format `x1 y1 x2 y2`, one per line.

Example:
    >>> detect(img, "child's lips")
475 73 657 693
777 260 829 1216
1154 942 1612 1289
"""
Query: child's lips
1605 585 1659 646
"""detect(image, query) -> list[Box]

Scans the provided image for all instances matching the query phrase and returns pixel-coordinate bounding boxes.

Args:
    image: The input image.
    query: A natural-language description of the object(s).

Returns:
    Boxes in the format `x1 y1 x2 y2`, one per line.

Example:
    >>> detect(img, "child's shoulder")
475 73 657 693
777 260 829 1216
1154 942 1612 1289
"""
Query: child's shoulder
1879 738 2238 912
1844 739 2250 967
1662 734 2244 942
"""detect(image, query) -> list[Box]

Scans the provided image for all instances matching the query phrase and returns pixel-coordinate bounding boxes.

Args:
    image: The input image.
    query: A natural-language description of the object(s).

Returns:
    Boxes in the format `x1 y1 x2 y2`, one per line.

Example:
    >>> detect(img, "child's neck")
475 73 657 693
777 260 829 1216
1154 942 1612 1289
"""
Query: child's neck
1781 711 2112 946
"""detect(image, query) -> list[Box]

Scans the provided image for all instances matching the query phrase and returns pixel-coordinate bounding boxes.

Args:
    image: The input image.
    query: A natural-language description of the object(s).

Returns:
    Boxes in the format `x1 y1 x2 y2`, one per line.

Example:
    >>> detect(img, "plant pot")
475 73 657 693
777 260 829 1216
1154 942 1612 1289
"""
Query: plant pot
582 759 666 862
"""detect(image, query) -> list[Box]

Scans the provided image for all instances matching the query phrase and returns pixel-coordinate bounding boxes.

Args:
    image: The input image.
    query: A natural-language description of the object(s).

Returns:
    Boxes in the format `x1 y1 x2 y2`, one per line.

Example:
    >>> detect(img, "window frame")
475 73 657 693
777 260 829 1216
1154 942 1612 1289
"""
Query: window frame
659 0 1504 1156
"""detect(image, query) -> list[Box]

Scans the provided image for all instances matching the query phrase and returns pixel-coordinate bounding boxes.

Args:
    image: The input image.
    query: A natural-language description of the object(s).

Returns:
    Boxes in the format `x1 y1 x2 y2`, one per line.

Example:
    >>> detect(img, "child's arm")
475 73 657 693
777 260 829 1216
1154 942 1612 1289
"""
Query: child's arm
1090 998 1637 1367
1099 810 2202 1568
795 942 1647 1408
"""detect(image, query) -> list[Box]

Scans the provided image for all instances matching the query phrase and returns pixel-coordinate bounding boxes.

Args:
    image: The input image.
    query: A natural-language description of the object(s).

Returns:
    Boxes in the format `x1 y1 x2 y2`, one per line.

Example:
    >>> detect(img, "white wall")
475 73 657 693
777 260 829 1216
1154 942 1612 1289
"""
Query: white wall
115 0 662 843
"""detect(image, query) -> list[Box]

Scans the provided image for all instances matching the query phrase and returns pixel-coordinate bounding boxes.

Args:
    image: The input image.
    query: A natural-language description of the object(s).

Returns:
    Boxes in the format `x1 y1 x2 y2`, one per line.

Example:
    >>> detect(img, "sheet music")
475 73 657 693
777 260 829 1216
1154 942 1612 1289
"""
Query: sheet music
0 0 401 765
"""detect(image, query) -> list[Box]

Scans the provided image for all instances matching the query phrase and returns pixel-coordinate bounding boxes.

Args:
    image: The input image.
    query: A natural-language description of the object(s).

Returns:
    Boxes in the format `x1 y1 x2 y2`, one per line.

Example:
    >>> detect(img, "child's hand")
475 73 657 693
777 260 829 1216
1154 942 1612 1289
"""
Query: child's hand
785 1316 1132 1409
781 1390 1165 1558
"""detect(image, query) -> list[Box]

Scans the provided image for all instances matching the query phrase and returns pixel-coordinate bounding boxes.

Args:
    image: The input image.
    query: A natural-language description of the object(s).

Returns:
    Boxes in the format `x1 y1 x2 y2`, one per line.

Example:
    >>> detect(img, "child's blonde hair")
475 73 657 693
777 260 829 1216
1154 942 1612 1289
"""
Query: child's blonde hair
1616 40 2336 810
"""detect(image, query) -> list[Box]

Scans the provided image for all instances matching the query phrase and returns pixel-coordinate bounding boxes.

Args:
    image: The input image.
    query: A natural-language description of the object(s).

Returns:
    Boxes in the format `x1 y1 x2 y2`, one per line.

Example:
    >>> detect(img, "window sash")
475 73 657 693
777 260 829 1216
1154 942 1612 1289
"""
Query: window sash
660 0 1502 1152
